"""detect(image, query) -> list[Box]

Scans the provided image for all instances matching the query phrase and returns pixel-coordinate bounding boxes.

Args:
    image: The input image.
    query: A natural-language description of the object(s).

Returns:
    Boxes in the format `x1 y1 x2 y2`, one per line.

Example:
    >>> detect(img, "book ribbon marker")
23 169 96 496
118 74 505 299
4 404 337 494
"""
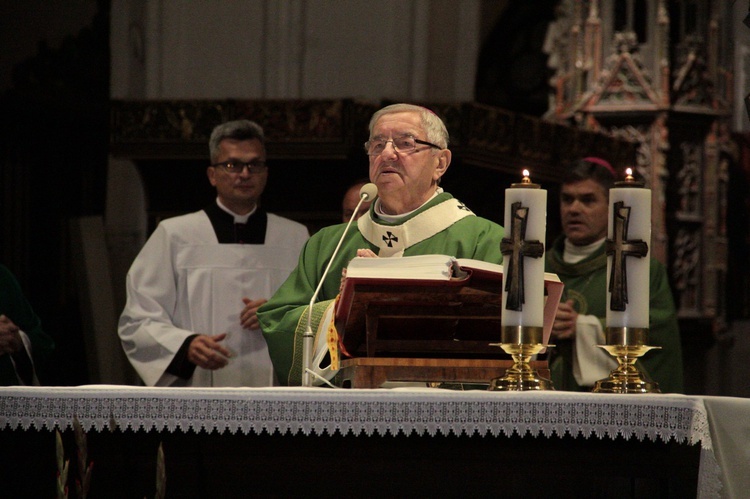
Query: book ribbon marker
327 295 341 370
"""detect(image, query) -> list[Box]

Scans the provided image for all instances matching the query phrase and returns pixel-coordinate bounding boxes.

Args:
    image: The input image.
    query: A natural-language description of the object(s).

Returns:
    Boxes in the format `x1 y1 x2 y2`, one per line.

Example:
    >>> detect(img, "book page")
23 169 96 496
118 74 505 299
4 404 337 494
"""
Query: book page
345 254 453 280
455 258 503 275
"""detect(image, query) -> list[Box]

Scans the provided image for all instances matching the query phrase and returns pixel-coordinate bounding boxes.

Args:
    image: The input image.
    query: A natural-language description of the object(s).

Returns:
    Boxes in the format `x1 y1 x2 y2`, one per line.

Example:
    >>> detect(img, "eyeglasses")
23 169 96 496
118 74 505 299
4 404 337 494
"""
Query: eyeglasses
210 159 267 174
364 136 442 156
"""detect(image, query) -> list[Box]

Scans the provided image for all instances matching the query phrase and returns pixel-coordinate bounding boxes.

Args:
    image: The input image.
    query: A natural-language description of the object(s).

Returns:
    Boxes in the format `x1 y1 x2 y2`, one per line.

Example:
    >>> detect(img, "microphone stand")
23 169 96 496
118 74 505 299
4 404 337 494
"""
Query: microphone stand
301 186 376 387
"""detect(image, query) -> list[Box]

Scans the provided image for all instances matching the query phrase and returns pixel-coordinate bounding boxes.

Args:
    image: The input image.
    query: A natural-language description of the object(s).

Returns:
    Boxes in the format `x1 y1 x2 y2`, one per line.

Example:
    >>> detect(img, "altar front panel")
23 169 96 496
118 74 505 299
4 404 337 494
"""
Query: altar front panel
1 426 701 497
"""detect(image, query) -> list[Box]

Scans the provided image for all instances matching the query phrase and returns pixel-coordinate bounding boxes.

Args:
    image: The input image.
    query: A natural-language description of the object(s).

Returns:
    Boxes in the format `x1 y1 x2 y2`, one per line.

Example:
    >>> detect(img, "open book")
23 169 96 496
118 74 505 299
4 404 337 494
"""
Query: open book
345 254 561 283
336 255 564 357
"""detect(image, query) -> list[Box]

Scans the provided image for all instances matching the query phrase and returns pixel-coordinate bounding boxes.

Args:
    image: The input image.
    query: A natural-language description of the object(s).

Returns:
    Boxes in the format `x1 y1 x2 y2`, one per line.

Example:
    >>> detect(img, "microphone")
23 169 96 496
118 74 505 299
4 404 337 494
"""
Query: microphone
302 182 377 386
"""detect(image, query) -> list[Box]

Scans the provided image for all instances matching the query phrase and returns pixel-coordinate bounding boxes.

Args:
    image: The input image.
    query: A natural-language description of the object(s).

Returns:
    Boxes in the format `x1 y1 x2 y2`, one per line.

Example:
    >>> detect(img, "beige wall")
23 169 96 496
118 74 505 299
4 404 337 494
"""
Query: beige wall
110 0 481 102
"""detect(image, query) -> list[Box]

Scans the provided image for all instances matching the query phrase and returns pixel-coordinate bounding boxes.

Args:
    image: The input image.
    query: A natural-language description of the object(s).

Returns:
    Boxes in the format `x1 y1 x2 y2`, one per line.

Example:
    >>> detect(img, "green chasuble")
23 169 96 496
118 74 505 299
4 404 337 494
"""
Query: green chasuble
0 264 55 385
545 236 684 393
257 192 505 386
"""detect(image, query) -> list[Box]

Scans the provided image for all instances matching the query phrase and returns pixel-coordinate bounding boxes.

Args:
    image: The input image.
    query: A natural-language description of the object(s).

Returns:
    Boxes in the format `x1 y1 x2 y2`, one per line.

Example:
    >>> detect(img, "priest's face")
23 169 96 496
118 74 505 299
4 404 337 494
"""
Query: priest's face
208 138 267 215
560 178 609 246
368 112 450 215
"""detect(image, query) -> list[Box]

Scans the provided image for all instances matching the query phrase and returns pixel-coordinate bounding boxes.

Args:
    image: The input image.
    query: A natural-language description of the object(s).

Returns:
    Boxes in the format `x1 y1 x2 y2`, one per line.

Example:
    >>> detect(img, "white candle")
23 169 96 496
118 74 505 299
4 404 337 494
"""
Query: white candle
502 170 547 328
606 169 651 328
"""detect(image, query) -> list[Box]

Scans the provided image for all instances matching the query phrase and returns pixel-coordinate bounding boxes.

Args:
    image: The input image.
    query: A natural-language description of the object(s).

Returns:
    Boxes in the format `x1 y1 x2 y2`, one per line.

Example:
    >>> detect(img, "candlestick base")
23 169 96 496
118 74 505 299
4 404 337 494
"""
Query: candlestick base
488 326 554 391
592 327 661 394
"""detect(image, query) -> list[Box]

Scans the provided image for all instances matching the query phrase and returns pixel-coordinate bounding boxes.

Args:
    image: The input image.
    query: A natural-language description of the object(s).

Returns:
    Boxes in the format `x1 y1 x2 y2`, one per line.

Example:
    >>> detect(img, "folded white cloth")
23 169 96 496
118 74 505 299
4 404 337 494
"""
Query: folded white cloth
573 315 617 386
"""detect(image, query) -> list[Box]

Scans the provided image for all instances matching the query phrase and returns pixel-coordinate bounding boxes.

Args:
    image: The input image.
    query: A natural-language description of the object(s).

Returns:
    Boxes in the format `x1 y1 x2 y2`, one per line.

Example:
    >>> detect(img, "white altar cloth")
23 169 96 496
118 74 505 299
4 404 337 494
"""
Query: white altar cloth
1 386 745 497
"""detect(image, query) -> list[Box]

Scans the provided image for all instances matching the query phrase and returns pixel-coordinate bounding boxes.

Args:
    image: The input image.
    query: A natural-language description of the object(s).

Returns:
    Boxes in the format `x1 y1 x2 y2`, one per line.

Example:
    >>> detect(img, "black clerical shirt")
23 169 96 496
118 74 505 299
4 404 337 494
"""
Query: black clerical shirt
203 202 268 245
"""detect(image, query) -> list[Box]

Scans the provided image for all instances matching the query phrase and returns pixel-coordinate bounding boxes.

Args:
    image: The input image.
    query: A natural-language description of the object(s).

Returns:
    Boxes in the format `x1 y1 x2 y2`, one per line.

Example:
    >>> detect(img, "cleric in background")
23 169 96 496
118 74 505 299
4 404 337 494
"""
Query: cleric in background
0 264 54 385
342 178 373 222
118 120 309 387
258 103 505 386
545 158 683 392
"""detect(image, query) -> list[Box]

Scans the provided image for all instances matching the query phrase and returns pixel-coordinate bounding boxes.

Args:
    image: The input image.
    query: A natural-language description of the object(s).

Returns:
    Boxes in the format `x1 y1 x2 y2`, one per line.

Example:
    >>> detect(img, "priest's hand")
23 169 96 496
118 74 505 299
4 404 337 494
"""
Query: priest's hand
0 314 23 355
240 298 267 330
339 248 379 292
551 300 578 340
187 333 232 370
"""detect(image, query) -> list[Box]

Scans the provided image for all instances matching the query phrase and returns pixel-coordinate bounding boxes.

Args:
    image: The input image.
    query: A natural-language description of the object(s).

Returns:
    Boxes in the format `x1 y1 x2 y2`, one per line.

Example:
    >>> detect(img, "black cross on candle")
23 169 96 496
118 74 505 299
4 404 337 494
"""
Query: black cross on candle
501 201 544 311
605 201 648 311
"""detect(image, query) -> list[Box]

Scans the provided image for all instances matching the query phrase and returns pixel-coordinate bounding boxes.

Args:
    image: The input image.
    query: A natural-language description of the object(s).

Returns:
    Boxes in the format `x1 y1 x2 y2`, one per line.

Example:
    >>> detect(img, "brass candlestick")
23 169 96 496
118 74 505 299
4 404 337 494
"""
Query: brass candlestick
488 326 554 391
592 327 661 393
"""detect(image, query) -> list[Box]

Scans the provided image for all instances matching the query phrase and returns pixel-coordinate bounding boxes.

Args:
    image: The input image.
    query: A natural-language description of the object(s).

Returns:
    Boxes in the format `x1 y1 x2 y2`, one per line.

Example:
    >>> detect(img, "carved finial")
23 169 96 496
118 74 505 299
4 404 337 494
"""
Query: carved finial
614 32 638 53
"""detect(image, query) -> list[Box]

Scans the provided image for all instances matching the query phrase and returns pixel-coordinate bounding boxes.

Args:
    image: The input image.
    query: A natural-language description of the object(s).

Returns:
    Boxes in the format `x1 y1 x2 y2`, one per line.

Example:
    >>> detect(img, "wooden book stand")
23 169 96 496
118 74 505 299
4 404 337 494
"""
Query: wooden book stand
333 276 550 388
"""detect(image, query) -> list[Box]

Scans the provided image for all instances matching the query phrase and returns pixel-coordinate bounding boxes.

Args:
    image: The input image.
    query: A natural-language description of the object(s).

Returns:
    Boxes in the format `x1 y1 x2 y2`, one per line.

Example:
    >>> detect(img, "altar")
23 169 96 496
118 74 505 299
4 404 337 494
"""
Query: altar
1 386 747 498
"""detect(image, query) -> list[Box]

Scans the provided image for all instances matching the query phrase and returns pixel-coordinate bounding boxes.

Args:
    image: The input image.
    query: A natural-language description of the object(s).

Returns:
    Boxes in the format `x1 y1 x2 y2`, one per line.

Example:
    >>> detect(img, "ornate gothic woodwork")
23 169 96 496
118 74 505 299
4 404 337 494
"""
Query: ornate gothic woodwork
545 0 734 335
109 98 636 179
107 98 635 280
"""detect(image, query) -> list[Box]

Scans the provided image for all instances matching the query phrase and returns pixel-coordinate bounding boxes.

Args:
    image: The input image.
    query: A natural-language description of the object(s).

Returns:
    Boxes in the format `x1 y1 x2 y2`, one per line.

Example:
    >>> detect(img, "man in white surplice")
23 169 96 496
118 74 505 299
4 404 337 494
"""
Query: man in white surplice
118 120 309 387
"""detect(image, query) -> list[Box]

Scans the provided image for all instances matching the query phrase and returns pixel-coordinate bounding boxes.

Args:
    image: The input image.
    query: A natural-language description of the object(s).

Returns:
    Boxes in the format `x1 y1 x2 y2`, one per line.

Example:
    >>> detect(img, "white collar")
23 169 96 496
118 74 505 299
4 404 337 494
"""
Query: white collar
357 193 473 257
563 237 605 264
216 197 256 224
374 188 443 223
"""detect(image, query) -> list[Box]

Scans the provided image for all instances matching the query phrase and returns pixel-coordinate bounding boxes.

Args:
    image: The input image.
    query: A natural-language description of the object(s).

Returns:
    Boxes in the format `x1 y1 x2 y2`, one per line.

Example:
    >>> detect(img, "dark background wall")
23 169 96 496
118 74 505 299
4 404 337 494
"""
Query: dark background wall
0 0 109 384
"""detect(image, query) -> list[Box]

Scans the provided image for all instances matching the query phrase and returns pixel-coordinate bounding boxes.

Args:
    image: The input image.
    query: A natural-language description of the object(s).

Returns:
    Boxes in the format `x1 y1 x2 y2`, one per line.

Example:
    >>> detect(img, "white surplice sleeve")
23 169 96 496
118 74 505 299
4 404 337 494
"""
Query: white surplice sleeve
118 223 195 386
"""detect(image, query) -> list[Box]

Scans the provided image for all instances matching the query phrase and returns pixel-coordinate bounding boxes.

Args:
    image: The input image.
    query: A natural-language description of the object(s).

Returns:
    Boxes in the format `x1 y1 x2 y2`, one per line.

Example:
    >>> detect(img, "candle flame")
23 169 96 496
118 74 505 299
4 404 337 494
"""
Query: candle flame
521 169 531 184
625 167 633 176
625 167 635 182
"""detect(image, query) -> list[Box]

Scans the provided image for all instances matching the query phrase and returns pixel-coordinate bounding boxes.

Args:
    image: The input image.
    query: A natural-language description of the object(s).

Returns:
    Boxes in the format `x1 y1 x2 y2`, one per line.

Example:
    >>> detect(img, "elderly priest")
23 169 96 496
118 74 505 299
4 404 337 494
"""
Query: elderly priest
257 103 506 386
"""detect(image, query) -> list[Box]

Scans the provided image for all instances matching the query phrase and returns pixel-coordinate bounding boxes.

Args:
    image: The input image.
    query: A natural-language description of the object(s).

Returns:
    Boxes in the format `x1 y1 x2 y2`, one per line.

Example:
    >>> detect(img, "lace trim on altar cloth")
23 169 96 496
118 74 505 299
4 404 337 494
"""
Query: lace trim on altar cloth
0 387 724 497
0 387 710 439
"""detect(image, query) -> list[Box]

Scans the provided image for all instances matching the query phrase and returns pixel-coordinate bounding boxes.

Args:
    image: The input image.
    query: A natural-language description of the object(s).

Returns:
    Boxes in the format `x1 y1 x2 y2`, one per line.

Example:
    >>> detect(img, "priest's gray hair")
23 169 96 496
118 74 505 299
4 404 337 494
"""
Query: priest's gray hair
209 119 265 162
368 103 449 149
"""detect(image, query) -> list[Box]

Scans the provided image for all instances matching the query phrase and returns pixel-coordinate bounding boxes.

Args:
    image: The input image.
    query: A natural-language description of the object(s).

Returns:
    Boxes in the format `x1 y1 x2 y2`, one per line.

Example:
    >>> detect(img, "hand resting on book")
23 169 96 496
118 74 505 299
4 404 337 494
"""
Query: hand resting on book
356 248 378 258
340 248 380 292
